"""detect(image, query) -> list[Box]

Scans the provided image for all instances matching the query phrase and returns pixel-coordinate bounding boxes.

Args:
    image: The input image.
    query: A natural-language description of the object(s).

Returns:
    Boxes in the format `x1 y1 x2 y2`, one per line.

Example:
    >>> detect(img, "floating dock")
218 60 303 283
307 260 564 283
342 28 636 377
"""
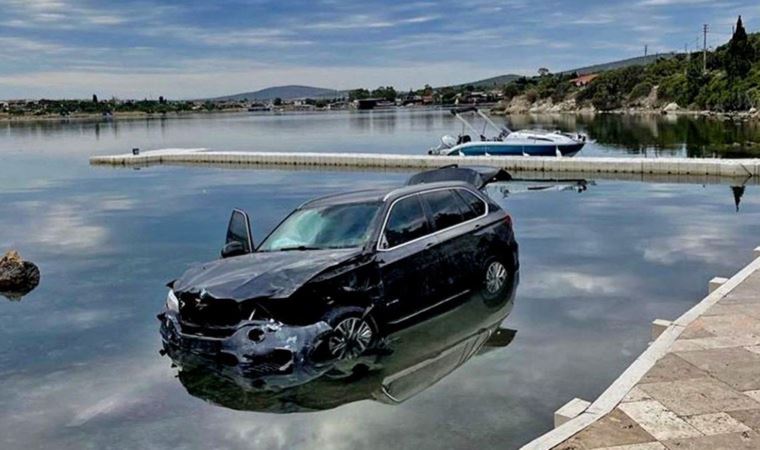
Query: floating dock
524 246 760 450
89 149 760 180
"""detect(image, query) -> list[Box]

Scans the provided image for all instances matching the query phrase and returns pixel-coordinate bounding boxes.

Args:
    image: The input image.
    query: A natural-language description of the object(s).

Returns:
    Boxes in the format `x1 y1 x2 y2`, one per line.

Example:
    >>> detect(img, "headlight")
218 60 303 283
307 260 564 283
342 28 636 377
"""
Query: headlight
166 290 179 312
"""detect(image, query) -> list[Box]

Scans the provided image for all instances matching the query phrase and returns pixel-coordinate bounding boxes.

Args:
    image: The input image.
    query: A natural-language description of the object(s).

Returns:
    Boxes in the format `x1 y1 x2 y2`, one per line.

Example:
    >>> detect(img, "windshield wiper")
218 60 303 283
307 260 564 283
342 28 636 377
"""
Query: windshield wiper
277 245 322 251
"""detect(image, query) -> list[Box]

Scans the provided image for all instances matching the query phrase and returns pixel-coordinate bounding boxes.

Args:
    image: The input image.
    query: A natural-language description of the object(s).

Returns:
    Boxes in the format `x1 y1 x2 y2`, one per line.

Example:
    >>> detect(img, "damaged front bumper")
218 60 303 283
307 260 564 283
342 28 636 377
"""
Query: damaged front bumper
158 308 333 383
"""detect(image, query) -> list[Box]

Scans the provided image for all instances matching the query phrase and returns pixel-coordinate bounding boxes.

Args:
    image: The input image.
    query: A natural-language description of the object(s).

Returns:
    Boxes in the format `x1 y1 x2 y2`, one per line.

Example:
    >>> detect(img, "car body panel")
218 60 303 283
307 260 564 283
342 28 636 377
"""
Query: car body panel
172 248 363 301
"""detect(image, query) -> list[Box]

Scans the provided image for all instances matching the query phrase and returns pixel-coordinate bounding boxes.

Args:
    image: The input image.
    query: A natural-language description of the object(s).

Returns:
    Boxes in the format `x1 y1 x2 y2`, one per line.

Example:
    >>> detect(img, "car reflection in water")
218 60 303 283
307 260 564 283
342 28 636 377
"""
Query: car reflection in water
160 274 518 413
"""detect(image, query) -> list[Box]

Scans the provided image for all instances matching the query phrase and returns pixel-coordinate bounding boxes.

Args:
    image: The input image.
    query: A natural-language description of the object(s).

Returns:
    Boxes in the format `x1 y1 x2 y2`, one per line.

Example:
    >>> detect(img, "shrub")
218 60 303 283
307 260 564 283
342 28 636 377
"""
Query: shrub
629 82 653 99
591 84 622 110
658 73 689 105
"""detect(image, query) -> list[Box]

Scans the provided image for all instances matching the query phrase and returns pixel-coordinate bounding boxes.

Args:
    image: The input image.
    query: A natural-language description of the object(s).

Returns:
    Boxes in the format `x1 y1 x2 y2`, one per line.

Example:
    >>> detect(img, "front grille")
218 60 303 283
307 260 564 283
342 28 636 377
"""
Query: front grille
178 293 241 328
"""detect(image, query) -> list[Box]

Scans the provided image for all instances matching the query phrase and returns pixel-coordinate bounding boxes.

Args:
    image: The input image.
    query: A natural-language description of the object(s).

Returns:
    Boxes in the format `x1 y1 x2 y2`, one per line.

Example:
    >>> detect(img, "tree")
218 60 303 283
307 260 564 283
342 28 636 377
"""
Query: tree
92 94 98 103
538 67 550 77
348 89 370 101
371 86 397 102
159 96 166 104
725 16 755 79
273 97 283 106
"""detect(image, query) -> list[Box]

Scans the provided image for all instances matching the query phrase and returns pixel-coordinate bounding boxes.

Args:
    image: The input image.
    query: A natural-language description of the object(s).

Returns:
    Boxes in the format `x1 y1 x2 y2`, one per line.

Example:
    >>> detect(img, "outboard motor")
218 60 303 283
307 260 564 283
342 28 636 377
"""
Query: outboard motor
441 135 457 148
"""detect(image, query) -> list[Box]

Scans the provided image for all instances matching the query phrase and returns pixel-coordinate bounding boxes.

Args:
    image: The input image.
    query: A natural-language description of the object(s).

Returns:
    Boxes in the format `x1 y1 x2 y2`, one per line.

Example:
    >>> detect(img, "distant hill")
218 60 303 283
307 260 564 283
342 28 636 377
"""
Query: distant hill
563 53 676 75
209 85 345 102
443 74 522 90
451 54 678 91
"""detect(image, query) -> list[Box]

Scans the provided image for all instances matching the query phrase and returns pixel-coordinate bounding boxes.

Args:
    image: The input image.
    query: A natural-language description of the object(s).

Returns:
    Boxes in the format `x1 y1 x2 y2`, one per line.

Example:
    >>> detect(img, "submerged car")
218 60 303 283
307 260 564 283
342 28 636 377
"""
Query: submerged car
158 166 519 371
161 278 518 412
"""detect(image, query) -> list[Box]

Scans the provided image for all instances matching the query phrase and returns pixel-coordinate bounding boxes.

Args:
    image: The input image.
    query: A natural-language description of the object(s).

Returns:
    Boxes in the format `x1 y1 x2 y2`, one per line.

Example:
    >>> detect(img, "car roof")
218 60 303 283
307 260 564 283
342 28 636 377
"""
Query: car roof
299 181 476 209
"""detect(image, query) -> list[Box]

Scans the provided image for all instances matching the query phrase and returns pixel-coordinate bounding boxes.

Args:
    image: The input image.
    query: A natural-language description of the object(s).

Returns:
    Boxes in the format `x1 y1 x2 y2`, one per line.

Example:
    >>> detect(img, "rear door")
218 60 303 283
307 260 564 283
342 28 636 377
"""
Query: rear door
419 188 485 294
376 194 441 324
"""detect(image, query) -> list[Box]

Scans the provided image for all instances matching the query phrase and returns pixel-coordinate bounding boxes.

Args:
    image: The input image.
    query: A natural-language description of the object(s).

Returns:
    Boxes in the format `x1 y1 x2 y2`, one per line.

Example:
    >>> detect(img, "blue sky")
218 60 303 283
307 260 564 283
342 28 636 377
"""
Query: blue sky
0 0 756 99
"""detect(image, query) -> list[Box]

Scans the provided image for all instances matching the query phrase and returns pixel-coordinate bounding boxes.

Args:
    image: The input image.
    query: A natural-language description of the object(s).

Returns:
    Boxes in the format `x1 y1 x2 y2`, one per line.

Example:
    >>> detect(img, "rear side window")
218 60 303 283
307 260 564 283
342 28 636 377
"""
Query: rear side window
456 189 487 220
421 189 471 231
384 195 430 248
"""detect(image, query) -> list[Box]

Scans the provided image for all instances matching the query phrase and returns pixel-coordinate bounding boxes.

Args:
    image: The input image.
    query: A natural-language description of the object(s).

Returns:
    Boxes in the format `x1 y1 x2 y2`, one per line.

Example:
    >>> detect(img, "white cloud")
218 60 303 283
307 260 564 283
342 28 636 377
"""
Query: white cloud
0 61 504 99
303 14 439 30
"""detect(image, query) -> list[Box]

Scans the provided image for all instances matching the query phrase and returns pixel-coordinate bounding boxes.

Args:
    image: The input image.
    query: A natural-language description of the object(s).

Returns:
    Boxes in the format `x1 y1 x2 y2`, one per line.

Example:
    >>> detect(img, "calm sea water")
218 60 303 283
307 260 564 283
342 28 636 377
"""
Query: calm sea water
2 110 760 449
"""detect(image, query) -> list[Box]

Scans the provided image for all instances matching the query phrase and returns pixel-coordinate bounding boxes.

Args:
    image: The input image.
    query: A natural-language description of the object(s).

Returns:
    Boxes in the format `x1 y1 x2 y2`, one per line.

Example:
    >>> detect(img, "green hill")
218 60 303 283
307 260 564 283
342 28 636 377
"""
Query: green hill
565 53 677 75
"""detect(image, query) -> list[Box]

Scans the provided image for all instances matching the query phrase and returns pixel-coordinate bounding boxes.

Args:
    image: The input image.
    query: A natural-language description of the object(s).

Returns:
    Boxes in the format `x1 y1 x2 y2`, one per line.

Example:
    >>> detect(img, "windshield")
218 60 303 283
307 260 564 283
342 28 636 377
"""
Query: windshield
258 202 382 251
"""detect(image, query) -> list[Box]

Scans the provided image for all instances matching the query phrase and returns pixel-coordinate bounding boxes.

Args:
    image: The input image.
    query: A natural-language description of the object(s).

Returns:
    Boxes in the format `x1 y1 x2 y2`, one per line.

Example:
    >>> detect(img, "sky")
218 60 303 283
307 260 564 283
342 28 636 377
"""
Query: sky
0 0 757 99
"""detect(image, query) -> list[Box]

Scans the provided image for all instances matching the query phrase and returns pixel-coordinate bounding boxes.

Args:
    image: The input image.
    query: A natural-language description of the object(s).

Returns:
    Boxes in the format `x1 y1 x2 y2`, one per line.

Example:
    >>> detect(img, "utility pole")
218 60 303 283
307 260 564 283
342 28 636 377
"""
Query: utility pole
644 44 648 56
703 24 709 73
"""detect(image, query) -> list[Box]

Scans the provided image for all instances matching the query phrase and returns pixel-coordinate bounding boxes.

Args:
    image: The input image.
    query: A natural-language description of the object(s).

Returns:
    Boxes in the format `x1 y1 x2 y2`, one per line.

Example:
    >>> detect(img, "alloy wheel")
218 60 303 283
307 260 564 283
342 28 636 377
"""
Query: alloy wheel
485 261 508 295
328 317 374 360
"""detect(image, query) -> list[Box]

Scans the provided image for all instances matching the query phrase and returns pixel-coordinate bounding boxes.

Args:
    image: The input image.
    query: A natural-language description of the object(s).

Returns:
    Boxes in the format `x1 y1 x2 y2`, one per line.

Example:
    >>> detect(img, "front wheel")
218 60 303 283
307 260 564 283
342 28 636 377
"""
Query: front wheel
321 307 377 360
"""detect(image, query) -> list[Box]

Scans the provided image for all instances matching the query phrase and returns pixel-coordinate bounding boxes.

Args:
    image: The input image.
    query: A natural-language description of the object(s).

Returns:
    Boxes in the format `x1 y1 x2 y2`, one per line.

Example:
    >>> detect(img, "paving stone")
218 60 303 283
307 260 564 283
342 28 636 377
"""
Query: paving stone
681 334 760 350
676 348 760 391
744 345 760 355
623 387 653 403
638 377 760 416
662 430 760 450
743 390 760 403
697 314 760 337
554 408 657 450
684 412 751 435
639 354 707 384
714 303 760 320
702 304 749 317
618 400 702 441
670 340 706 352
734 303 760 320
728 408 760 431
679 325 715 339
597 443 666 450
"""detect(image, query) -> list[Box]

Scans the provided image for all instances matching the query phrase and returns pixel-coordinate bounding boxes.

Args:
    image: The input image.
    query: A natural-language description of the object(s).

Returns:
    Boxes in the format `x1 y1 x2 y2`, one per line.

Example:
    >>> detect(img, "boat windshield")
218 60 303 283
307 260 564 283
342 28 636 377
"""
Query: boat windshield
258 202 382 251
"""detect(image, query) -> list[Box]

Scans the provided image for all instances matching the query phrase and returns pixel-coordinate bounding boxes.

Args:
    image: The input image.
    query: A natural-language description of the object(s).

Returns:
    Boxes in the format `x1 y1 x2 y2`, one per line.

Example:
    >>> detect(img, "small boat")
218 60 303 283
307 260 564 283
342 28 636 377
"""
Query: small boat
428 107 586 157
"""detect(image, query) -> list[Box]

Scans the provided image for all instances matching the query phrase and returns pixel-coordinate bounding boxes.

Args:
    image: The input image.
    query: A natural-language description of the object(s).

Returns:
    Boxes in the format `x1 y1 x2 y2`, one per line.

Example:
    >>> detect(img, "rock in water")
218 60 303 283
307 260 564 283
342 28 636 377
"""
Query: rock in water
0 250 41 301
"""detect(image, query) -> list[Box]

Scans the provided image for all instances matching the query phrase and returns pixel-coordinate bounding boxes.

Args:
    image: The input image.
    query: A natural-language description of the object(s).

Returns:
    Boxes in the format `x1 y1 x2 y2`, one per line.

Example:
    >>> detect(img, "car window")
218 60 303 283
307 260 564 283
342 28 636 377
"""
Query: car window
258 202 381 251
455 189 487 220
421 190 470 231
384 195 430 248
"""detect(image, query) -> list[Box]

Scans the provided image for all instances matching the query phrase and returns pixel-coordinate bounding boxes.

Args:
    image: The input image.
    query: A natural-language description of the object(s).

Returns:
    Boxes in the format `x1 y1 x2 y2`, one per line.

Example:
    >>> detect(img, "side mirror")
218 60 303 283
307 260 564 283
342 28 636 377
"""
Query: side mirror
221 241 247 259
222 209 254 258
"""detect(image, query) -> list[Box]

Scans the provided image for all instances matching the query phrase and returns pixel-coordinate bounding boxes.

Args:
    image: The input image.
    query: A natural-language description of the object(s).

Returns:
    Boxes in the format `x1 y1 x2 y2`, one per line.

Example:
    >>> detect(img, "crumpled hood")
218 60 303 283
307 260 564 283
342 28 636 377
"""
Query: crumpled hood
173 248 363 300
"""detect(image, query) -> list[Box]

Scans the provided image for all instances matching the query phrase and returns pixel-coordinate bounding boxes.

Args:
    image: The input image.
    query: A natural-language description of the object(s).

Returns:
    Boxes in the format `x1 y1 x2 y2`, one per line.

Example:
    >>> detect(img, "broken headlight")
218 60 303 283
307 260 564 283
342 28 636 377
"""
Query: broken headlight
166 289 179 312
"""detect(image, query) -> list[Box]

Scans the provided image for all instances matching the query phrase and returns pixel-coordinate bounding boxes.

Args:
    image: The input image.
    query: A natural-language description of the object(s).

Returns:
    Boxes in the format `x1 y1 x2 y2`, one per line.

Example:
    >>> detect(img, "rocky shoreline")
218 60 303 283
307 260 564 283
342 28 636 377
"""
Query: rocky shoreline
489 91 760 121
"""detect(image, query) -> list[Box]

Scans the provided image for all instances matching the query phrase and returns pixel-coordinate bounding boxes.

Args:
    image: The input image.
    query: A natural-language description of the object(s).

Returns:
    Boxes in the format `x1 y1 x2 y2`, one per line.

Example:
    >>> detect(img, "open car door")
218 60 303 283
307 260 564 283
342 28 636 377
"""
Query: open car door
222 209 254 258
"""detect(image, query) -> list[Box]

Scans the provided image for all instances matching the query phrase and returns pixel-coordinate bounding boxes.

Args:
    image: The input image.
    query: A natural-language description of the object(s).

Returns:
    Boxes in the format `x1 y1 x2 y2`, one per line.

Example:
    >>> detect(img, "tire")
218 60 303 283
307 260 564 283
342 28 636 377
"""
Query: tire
321 306 378 360
481 257 511 302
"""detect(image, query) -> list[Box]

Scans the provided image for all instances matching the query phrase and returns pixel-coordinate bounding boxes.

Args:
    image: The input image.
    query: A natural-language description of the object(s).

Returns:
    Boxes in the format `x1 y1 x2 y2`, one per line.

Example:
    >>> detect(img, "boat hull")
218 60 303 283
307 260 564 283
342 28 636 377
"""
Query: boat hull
445 142 584 157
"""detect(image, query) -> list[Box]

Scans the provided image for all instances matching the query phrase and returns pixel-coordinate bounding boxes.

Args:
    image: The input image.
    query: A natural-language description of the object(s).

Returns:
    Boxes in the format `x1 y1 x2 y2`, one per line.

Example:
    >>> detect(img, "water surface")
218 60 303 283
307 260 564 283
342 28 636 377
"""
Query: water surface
2 111 760 449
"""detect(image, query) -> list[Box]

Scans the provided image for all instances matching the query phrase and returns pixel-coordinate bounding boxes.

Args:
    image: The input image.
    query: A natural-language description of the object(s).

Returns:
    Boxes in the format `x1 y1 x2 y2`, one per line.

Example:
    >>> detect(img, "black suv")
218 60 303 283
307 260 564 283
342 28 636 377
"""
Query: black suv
159 166 519 368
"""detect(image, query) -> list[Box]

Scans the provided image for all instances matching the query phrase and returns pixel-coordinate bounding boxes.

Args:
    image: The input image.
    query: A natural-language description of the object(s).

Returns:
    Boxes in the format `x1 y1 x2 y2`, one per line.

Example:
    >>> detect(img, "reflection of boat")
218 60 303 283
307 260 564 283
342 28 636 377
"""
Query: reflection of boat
429 107 586 157
160 275 518 413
